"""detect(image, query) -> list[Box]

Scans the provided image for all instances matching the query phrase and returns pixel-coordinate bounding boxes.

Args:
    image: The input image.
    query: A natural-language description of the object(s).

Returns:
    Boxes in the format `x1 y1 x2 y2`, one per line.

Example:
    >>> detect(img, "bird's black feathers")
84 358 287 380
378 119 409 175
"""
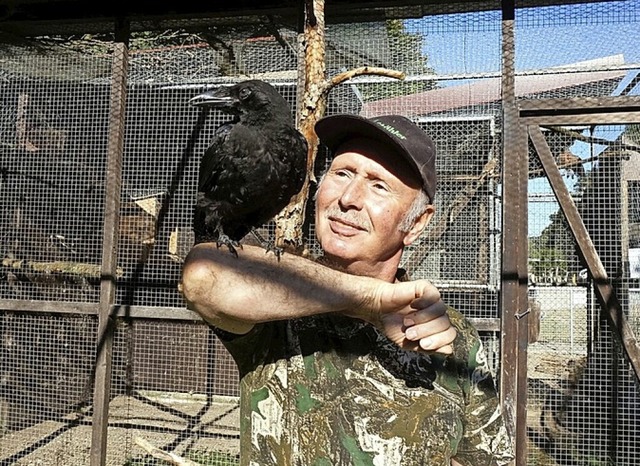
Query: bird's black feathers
190 80 307 252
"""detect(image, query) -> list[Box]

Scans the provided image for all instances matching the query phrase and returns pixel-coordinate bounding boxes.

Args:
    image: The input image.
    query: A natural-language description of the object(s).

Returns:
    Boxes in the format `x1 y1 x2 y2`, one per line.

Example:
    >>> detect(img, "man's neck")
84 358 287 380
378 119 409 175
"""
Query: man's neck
318 255 401 283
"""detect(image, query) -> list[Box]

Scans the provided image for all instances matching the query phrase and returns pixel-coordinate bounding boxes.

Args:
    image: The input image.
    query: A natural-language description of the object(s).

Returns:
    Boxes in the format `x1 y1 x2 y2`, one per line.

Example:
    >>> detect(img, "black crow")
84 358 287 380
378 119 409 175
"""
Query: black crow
190 80 307 255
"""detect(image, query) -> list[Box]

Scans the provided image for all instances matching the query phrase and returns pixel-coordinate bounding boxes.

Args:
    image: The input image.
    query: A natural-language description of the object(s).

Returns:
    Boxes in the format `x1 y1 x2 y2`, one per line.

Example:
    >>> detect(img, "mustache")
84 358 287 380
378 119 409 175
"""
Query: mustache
324 207 371 231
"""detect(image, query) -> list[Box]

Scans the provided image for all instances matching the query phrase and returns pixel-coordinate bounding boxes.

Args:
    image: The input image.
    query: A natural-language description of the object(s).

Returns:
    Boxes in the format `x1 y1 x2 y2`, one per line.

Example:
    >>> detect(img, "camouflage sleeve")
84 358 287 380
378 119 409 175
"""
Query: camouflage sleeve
209 321 286 378
448 309 515 466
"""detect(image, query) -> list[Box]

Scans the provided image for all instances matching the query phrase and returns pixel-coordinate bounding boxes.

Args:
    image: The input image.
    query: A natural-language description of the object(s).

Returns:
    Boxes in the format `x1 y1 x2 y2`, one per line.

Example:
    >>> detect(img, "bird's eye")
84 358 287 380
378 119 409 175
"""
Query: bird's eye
239 87 252 100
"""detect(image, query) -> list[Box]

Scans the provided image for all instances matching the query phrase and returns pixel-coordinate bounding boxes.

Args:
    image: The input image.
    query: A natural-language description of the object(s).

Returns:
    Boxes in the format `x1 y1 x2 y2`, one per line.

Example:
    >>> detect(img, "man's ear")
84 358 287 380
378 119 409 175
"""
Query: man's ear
403 205 435 246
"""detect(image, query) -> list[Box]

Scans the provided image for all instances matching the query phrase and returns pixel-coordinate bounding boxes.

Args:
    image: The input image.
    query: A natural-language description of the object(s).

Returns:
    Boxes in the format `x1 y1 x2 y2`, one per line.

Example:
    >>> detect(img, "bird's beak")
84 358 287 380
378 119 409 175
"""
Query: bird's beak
189 88 234 108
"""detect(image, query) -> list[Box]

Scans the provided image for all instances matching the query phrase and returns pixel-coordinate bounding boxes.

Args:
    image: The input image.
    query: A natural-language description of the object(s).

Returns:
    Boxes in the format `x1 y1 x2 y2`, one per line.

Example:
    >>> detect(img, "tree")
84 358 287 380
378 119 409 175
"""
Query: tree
529 211 580 284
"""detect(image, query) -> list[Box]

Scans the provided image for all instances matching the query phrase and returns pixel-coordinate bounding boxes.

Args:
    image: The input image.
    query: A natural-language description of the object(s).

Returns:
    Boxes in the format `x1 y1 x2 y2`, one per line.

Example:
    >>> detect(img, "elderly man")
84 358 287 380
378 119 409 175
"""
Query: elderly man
181 114 513 465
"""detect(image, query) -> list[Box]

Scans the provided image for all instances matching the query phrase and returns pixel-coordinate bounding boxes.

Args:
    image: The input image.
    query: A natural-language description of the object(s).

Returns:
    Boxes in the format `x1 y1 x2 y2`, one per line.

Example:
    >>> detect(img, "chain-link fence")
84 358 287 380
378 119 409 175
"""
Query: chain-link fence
1 1 639 464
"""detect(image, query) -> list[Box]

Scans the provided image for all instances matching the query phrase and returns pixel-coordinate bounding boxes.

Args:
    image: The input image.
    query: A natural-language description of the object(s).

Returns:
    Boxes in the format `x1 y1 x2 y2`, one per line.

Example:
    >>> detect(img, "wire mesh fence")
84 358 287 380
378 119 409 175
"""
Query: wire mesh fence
527 121 640 465
1 1 639 465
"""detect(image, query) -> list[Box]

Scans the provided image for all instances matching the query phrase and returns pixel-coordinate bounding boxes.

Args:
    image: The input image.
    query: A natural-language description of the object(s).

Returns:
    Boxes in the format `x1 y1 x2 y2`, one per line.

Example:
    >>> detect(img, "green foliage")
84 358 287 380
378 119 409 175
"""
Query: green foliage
625 123 640 144
529 242 566 275
529 211 580 283
529 239 568 283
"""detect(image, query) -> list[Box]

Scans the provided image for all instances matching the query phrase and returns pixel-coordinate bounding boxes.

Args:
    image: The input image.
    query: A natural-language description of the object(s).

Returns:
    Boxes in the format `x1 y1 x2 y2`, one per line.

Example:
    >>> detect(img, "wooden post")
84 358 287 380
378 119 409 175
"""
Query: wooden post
276 0 327 253
500 1 527 463
90 41 128 466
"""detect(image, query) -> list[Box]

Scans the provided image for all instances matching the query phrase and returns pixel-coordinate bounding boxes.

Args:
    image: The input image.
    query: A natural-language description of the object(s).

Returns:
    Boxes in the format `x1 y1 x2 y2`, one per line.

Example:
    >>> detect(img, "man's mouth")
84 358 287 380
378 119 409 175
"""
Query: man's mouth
328 216 368 236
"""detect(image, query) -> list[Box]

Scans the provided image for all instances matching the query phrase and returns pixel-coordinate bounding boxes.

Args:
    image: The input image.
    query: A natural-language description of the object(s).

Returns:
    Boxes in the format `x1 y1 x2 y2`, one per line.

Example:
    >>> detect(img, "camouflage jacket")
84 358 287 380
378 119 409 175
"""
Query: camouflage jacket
216 304 514 466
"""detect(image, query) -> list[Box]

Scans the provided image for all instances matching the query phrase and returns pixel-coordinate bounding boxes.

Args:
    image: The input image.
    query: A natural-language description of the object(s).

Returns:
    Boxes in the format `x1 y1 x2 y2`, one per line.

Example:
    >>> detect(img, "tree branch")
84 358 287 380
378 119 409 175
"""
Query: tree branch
321 66 405 93
545 125 640 153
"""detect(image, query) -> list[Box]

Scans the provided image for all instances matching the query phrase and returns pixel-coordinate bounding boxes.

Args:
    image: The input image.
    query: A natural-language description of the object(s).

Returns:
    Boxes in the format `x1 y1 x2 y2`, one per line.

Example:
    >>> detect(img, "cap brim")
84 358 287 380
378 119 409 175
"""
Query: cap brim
315 114 423 183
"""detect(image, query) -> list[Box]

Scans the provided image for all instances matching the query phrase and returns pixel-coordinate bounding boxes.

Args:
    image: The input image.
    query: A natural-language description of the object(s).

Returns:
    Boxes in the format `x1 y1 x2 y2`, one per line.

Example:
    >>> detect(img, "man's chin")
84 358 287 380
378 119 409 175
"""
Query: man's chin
319 238 357 262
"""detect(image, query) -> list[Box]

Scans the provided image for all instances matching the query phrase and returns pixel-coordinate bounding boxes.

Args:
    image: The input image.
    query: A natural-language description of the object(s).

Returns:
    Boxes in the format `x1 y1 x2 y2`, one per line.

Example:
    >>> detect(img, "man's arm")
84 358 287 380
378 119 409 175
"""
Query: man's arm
180 243 455 354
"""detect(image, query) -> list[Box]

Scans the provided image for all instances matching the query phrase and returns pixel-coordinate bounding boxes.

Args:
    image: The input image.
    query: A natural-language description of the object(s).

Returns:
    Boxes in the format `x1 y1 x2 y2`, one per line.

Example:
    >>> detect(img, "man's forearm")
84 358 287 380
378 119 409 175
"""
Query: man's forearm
180 243 380 333
180 243 456 354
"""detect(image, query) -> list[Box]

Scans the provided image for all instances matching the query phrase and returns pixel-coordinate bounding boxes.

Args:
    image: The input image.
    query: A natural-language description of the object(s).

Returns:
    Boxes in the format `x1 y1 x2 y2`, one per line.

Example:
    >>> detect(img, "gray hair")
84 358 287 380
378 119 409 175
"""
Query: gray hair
315 174 432 233
398 189 431 233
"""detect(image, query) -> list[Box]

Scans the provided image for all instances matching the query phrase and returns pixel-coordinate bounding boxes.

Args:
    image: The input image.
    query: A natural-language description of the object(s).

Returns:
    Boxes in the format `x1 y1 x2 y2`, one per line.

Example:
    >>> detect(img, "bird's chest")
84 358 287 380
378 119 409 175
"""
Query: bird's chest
218 134 288 188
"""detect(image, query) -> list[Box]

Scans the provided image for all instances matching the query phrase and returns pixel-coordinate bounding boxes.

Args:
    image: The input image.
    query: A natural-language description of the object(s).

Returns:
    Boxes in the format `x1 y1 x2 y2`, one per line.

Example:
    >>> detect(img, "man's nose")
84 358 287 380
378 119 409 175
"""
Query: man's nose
338 178 365 210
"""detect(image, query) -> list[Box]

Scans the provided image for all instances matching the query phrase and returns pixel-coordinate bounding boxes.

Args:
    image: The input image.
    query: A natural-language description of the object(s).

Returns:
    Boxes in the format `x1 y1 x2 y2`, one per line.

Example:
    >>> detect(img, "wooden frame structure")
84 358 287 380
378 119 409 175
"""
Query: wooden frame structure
2 2 640 465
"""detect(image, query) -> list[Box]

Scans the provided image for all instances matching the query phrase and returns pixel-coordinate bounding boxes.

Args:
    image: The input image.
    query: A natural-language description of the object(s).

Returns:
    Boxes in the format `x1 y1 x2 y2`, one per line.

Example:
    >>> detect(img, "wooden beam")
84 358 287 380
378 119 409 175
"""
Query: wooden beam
519 96 640 125
500 3 526 464
90 42 129 466
519 95 640 114
520 112 640 126
0 299 97 315
0 300 203 321
468 317 501 332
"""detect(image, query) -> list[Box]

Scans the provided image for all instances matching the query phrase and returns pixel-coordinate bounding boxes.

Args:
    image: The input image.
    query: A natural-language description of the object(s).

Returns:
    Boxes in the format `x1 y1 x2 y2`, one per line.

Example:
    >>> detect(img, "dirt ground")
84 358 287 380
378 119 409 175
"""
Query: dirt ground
0 391 240 465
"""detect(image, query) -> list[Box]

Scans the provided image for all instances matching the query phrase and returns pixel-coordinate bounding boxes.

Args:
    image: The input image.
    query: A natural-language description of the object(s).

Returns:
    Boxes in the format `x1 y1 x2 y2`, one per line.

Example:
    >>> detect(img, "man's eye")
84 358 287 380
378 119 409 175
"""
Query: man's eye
373 182 388 191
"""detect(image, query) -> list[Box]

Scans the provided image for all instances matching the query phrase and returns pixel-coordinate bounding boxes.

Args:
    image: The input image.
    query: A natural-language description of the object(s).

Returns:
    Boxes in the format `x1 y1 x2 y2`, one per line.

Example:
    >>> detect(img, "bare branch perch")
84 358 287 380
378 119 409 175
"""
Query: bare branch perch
2 258 124 278
275 0 405 253
322 66 405 92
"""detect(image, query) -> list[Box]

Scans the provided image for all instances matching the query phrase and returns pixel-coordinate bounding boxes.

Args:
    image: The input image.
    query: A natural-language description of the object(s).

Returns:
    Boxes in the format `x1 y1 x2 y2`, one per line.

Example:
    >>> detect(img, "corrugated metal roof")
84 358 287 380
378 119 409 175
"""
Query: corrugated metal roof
362 69 629 117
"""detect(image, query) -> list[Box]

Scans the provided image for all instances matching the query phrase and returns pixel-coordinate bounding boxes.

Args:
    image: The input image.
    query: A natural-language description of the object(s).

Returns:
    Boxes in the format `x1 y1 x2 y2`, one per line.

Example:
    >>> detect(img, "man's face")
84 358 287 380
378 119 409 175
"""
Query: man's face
315 138 429 275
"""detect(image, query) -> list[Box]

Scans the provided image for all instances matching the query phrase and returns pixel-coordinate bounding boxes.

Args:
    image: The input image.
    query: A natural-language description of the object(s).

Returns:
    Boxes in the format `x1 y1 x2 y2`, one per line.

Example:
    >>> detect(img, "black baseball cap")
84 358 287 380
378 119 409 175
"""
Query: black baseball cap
315 114 436 202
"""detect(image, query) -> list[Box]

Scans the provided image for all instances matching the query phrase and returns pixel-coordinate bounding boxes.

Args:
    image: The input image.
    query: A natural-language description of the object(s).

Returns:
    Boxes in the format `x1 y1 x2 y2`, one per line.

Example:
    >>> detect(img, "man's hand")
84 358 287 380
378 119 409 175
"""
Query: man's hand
369 279 456 355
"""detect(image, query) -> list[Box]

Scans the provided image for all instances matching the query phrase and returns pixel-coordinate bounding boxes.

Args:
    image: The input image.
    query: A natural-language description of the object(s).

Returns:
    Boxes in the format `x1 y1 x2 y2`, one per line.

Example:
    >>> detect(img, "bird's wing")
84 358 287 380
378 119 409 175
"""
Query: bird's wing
232 124 307 230
199 123 271 204
198 122 233 192
272 127 308 205
195 104 308 243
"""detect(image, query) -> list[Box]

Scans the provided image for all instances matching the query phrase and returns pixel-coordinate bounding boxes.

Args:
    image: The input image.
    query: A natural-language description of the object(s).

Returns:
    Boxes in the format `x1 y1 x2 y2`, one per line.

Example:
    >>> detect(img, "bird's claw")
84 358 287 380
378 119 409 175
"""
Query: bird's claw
263 242 284 261
216 234 242 257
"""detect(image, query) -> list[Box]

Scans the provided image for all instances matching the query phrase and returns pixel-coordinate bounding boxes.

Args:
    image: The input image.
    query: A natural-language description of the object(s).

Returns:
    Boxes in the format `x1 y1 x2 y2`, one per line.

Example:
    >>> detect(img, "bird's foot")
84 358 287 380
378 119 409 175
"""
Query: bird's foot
216 234 242 257
263 241 284 260
249 229 283 260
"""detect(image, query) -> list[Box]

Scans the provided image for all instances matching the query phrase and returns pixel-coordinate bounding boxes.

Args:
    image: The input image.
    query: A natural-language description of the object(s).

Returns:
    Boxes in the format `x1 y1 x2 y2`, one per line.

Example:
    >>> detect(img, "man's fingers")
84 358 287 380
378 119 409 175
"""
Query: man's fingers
405 300 447 326
430 344 454 355
411 280 441 305
401 339 454 355
379 280 456 355
404 313 450 340
418 327 457 353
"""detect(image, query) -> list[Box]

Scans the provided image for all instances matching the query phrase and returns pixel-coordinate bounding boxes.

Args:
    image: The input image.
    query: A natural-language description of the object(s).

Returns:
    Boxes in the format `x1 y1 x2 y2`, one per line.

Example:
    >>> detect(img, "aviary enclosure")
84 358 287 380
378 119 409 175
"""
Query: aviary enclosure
1 0 639 464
